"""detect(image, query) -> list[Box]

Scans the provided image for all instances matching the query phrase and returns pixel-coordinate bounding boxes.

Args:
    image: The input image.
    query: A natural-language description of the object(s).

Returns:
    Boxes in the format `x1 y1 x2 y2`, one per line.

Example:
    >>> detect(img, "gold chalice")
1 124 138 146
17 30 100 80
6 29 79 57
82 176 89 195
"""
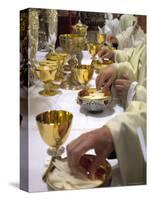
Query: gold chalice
71 65 94 90
91 58 113 73
35 64 60 96
46 52 69 82
87 42 100 59
36 110 73 182
97 33 106 44
59 34 85 89
38 60 61 88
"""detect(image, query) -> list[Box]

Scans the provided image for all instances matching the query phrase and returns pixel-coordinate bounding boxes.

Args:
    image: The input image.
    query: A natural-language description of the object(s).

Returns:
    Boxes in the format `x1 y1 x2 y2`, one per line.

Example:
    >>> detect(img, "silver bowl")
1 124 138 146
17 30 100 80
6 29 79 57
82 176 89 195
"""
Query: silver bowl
78 88 112 113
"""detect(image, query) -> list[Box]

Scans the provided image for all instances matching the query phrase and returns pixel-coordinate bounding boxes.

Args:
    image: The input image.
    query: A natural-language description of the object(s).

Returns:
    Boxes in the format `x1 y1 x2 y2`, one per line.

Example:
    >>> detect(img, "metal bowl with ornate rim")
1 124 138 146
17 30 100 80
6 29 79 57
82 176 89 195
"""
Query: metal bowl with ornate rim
77 88 112 113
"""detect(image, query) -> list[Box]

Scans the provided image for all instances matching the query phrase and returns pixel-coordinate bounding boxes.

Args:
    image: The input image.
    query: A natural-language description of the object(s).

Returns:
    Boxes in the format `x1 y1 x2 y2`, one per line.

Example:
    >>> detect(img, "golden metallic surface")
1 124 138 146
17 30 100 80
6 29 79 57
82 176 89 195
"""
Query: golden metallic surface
36 110 73 148
47 52 68 60
72 20 88 36
87 43 99 57
59 34 85 55
91 59 113 73
71 65 93 87
36 110 73 181
36 65 58 83
46 52 69 81
39 90 59 96
39 60 60 66
78 88 111 101
35 64 61 96
97 34 106 44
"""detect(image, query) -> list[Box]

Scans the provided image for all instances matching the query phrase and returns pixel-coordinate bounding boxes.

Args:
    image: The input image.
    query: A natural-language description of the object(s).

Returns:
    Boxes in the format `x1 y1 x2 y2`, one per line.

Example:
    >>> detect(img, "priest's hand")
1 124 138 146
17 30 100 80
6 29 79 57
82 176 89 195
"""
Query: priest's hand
106 35 118 48
115 75 133 99
67 126 114 180
98 46 115 60
96 65 118 90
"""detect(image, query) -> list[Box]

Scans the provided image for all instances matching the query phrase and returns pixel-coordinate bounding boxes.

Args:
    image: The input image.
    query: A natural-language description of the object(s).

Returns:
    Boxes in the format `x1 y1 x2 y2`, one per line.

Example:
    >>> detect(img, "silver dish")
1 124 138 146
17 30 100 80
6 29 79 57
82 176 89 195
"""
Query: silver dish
78 88 112 113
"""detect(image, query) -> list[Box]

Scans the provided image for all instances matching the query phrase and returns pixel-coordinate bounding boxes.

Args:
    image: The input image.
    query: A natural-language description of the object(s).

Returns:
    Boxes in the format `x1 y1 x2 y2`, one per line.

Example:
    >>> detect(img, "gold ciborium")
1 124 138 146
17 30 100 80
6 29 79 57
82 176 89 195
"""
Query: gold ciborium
97 33 106 45
36 110 73 182
71 65 94 90
35 64 60 96
59 34 85 89
72 20 88 38
59 34 85 66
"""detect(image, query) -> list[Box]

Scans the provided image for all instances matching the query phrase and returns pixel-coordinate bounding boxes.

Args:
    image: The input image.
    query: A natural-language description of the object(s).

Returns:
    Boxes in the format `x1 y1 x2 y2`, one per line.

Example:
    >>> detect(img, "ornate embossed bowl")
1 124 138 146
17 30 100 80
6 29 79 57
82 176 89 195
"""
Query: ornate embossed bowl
78 88 112 112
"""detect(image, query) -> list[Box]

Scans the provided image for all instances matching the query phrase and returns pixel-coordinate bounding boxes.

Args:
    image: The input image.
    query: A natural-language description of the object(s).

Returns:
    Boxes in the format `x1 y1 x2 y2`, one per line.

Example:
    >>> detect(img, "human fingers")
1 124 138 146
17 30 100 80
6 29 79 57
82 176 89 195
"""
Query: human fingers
115 85 124 92
98 48 108 58
96 73 104 90
103 76 114 89
89 155 105 180
67 134 93 175
115 79 125 86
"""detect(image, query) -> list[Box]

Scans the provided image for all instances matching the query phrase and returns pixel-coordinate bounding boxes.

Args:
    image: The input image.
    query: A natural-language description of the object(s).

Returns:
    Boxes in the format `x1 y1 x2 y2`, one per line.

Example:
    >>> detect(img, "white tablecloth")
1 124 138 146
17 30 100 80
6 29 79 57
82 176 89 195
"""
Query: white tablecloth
22 51 124 192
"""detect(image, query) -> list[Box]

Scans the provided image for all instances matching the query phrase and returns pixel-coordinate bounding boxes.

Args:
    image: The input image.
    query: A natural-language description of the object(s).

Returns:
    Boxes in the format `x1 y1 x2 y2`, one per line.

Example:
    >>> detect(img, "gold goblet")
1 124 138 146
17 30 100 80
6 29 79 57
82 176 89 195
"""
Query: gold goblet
91 58 113 73
97 33 106 45
36 110 73 182
38 60 61 88
35 64 60 96
71 65 94 90
87 42 100 59
46 52 69 82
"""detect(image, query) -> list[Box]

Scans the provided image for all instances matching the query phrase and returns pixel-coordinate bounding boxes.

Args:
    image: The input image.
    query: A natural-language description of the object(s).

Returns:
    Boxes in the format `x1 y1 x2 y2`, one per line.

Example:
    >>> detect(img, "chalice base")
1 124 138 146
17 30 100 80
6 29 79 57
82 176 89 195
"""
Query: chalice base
49 82 60 89
39 89 60 96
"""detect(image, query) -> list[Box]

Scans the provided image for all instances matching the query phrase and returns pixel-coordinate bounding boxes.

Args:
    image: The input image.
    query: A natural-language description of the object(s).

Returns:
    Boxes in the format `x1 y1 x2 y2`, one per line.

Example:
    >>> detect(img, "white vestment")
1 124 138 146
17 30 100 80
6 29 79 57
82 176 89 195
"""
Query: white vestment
106 101 146 185
106 44 146 185
116 26 146 49
118 14 137 32
114 43 146 106
105 18 120 36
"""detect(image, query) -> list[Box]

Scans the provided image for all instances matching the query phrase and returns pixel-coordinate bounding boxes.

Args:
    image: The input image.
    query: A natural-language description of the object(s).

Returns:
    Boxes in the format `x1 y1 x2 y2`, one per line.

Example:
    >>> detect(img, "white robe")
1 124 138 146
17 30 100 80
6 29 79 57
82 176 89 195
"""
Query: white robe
116 26 146 49
118 14 137 32
105 18 120 36
106 44 146 185
114 44 146 106
106 101 146 185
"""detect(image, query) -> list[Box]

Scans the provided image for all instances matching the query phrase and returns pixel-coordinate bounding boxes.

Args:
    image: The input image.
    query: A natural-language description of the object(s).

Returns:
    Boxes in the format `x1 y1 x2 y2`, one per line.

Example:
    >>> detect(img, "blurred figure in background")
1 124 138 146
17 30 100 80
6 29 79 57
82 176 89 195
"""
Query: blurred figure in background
106 15 146 49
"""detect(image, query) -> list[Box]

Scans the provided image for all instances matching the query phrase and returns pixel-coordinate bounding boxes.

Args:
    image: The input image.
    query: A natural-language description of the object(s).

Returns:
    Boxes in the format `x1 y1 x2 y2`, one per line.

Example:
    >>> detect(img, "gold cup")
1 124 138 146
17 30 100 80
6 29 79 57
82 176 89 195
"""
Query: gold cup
36 110 73 182
46 52 69 82
35 64 60 96
97 34 106 44
91 59 113 73
87 42 100 59
71 65 94 89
